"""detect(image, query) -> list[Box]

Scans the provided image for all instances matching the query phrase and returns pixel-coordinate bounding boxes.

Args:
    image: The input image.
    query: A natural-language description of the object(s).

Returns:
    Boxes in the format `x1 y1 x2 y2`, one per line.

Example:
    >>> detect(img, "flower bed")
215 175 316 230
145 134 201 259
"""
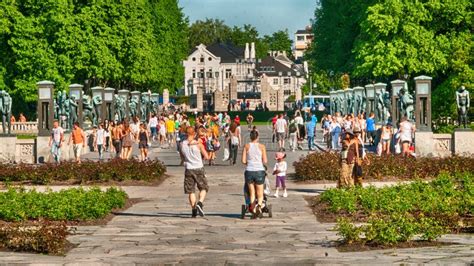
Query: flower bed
0 159 166 185
310 173 473 247
294 152 474 181
0 187 129 254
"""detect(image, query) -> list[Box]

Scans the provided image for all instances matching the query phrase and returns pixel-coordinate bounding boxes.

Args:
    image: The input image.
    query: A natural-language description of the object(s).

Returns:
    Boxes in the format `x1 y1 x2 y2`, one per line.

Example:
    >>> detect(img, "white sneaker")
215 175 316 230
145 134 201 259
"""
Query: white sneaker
283 192 288 198
273 193 279 198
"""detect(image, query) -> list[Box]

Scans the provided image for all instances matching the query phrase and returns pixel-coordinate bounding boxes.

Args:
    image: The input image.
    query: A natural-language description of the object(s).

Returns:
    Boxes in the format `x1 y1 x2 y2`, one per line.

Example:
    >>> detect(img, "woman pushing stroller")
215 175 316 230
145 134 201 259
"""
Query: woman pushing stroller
241 129 268 216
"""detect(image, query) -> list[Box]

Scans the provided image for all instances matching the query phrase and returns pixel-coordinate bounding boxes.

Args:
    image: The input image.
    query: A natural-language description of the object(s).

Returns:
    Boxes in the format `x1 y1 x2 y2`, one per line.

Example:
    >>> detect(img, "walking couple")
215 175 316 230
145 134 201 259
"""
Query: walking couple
180 127 269 218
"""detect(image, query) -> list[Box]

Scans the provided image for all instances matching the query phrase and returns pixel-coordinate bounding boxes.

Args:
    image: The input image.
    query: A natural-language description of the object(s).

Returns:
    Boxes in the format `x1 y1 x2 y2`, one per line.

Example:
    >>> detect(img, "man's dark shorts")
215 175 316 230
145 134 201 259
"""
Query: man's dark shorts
184 168 209 194
244 170 266 185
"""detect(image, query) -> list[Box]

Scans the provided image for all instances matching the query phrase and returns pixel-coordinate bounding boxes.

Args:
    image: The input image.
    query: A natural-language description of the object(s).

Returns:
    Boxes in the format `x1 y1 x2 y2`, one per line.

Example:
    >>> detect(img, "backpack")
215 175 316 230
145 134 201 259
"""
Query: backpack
289 122 297 133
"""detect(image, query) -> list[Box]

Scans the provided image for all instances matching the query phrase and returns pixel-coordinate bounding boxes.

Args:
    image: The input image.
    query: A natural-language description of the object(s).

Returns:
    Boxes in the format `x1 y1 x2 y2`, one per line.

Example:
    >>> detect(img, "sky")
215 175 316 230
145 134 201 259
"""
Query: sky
179 0 316 38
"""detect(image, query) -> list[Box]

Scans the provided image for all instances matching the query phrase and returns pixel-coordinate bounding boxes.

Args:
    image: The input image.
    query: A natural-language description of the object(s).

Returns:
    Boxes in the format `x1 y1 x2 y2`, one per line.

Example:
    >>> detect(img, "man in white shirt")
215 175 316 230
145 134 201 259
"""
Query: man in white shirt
275 114 287 151
48 120 64 163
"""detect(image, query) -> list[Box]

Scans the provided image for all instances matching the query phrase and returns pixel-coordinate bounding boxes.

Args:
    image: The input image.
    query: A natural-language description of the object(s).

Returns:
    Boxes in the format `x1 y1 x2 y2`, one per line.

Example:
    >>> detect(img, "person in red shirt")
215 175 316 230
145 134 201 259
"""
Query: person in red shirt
234 115 240 125
272 115 278 143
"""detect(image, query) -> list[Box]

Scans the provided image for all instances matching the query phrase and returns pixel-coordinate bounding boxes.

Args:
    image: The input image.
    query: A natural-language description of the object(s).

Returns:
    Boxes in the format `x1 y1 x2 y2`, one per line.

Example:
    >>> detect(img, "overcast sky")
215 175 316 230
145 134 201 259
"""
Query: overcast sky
179 0 315 37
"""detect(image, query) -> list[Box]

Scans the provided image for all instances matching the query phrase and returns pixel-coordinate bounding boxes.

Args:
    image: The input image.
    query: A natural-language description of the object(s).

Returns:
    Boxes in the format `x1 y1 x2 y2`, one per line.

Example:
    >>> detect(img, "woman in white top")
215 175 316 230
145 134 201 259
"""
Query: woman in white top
242 130 268 216
399 116 416 157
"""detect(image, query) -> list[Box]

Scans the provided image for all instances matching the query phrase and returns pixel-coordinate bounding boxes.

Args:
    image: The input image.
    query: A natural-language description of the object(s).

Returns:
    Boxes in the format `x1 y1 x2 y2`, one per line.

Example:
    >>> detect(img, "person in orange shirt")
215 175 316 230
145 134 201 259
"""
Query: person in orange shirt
68 122 86 164
10 115 15 124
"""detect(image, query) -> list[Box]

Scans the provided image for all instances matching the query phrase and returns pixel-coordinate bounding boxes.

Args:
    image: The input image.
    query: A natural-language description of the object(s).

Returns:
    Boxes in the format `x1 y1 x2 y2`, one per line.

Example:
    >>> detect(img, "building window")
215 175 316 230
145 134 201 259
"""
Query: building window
208 57 212 61
273 78 278 85
192 57 196 61
284 90 291 96
297 35 305 41
198 69 204 78
200 57 204 63
225 69 232 78
207 70 213 78
192 69 196 78
284 78 290 85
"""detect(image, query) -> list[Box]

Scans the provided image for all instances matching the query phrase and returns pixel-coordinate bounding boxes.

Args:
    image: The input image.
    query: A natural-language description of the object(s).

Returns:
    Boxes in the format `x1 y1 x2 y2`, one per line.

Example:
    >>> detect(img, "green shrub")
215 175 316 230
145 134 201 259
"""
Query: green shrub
0 220 69 255
335 218 361 243
336 213 448 245
294 152 474 181
0 159 166 185
320 173 473 231
0 187 127 222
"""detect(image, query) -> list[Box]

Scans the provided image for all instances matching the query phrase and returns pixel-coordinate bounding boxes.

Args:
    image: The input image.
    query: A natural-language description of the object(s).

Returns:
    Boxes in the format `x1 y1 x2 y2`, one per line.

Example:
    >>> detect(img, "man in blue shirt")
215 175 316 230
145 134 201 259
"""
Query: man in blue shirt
306 117 317 151
366 112 376 145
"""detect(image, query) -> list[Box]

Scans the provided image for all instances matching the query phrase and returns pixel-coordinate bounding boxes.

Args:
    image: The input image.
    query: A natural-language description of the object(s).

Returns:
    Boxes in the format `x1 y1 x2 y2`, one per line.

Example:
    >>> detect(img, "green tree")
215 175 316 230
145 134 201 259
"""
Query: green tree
188 18 232 50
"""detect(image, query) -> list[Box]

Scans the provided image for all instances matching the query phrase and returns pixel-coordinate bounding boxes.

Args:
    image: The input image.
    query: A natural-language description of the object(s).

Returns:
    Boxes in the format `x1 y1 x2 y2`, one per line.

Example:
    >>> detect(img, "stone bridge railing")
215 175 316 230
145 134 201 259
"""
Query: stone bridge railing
0 122 38 134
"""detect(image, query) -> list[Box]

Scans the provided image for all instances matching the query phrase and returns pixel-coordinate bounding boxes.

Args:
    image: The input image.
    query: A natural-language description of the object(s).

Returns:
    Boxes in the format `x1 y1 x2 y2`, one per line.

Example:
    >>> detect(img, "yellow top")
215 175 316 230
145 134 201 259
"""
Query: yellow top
165 120 175 133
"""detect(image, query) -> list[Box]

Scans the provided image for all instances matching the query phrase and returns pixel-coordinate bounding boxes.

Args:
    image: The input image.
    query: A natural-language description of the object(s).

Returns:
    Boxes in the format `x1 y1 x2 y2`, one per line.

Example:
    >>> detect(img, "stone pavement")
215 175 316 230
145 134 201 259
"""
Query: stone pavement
0 126 472 264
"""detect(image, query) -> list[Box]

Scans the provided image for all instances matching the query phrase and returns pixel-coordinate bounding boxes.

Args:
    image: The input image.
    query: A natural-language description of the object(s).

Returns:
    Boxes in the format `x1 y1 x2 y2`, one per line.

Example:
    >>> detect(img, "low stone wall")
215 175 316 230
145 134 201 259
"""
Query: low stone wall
0 137 35 163
415 130 473 157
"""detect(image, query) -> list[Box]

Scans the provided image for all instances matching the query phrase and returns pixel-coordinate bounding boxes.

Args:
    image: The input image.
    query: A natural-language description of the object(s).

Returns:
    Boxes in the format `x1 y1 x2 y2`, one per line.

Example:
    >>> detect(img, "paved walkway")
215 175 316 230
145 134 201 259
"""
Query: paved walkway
0 127 472 264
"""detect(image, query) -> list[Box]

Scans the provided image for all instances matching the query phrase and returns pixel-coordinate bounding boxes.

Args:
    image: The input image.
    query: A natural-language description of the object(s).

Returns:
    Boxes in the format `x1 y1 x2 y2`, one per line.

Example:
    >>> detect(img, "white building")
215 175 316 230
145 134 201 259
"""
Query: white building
183 42 256 96
293 26 313 60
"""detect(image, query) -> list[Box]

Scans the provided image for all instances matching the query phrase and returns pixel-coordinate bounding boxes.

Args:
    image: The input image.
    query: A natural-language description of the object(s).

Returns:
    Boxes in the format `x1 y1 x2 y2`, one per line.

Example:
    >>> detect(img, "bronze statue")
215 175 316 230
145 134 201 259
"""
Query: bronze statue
92 94 103 126
456 86 470 128
68 95 78 130
0 90 12 135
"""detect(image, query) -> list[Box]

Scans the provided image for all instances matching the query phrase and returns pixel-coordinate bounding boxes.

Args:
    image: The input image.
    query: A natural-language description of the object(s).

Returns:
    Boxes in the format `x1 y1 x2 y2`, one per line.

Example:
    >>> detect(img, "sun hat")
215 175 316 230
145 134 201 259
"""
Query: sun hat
275 152 286 160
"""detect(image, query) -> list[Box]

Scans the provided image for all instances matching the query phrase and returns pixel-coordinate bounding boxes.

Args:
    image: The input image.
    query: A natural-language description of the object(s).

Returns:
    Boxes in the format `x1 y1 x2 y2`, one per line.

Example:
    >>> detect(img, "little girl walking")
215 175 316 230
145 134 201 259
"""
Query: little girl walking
273 152 288 198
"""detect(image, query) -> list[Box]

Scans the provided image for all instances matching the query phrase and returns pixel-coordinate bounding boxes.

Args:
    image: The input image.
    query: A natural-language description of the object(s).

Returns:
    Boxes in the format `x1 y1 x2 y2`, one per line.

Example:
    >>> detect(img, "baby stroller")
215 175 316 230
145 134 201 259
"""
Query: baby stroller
241 173 273 219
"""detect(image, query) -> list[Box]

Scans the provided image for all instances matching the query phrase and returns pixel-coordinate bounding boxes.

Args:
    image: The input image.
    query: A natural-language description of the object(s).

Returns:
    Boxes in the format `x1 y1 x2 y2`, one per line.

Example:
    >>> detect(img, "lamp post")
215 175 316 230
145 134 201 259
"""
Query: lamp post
37 81 55 136
103 87 115 122
69 84 84 129
414 75 432 131
365 84 375 119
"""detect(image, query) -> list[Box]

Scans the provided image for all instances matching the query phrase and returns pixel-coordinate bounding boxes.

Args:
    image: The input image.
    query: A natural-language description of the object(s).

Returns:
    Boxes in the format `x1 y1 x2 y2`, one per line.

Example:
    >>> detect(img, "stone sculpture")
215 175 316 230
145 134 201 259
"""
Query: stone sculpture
129 95 139 119
68 95 78 130
456 86 470 128
114 94 125 122
92 94 102 126
83 95 95 125
141 96 149 121
0 90 12 135
399 86 414 121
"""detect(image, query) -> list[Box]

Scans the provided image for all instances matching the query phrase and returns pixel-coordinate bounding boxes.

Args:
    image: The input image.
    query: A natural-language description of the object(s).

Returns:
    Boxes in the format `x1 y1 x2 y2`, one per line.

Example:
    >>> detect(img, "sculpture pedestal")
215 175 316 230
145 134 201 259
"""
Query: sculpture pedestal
415 132 452 158
453 129 474 156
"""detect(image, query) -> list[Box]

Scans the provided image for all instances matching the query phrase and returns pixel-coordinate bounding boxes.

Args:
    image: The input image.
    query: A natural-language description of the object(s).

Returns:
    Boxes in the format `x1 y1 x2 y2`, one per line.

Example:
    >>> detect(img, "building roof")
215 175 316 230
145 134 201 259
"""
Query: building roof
296 29 312 35
206 43 245 63
256 56 301 77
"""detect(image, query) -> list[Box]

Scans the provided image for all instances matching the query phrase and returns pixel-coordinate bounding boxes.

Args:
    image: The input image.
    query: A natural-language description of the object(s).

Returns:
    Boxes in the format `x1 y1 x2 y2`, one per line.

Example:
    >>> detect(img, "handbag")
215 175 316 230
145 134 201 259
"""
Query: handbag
354 162 363 177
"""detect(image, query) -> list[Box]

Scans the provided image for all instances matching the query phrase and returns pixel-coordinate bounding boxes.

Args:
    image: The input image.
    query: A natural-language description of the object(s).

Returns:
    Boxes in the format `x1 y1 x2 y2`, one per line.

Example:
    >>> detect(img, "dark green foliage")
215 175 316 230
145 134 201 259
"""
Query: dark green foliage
294 152 474 181
0 159 167 185
0 187 127 221
308 0 474 119
0 220 69 255
0 0 188 117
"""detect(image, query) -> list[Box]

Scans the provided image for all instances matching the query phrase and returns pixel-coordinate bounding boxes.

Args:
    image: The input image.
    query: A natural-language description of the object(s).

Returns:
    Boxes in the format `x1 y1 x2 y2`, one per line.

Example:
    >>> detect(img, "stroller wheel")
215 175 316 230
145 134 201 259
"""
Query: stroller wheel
268 204 273 218
241 204 247 219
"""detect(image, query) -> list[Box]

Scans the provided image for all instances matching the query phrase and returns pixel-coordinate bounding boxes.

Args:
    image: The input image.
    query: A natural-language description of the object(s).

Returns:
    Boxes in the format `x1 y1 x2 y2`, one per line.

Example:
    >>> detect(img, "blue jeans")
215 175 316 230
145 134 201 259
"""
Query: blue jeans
332 132 340 150
307 136 314 150
50 141 61 163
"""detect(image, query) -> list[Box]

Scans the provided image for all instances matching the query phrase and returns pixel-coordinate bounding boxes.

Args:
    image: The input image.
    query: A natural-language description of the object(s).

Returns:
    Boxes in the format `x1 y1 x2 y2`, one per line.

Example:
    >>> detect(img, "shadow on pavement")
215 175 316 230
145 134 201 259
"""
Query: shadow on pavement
113 211 242 219
287 188 327 194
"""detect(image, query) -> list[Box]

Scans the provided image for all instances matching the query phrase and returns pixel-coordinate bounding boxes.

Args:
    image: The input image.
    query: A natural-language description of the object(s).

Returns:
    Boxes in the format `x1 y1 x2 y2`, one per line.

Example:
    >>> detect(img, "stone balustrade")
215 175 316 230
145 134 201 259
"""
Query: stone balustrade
0 121 38 134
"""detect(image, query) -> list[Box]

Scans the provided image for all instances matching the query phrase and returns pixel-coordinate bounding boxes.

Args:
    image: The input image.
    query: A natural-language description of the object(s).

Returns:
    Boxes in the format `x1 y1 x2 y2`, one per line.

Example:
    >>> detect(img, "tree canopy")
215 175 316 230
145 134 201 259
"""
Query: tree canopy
308 0 473 118
188 18 293 59
0 0 188 116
